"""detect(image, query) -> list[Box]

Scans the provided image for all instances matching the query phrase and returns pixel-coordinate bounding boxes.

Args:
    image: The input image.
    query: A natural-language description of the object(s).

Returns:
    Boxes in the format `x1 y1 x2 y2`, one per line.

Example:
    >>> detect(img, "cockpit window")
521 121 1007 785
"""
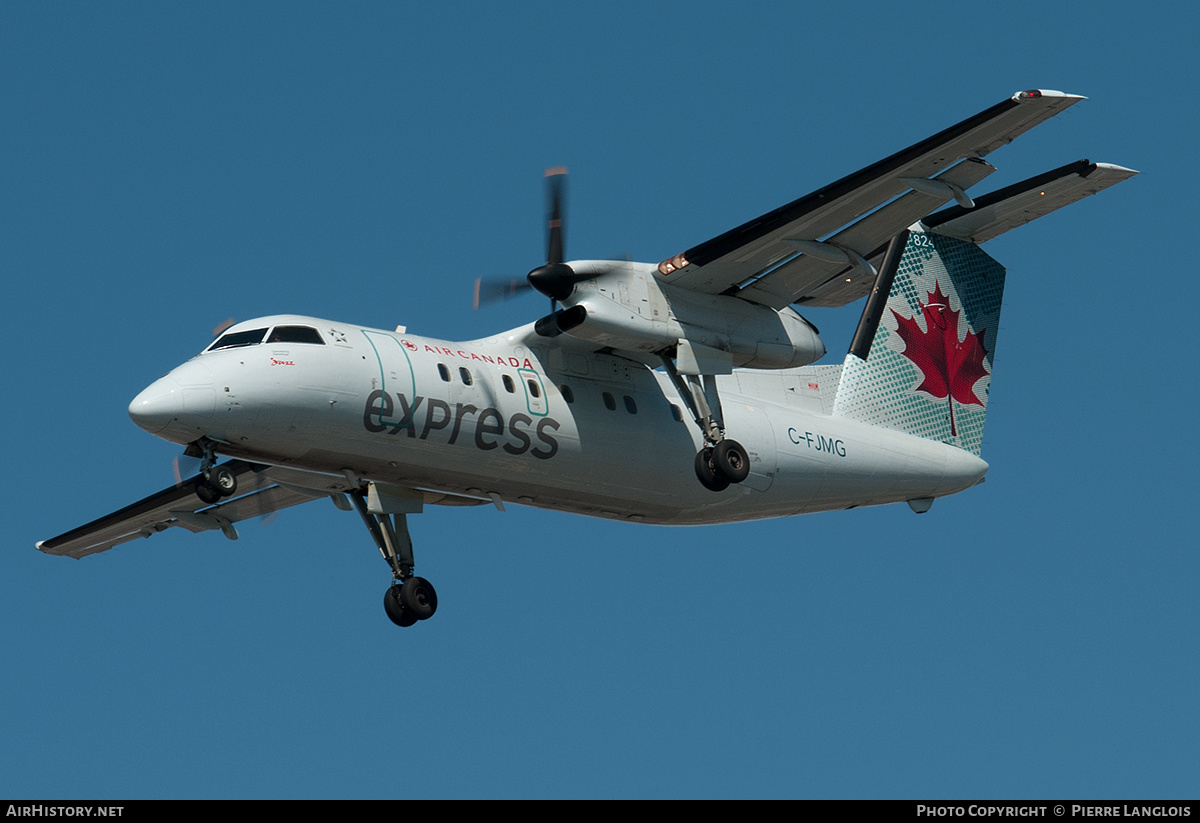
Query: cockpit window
208 328 268 351
266 325 325 344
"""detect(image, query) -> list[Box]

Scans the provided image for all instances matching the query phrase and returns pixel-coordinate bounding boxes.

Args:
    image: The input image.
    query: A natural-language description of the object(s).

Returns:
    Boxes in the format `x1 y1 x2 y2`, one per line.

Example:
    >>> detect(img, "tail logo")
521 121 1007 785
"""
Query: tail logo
890 279 990 436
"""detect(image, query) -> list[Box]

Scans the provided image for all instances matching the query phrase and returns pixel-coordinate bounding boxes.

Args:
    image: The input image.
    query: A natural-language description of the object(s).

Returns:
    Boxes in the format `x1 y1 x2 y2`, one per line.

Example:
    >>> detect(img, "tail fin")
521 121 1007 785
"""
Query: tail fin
831 158 1136 455
832 227 1004 456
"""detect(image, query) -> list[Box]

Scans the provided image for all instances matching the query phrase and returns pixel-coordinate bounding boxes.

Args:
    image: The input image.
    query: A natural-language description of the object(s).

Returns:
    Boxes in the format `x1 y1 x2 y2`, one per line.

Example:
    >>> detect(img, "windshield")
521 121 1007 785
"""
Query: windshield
207 328 267 351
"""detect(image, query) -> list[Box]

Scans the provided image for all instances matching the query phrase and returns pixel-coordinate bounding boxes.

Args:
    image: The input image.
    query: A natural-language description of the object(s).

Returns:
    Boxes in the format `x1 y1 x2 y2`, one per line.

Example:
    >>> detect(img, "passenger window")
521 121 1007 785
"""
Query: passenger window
560 384 574 403
459 368 473 386
670 404 683 422
438 364 450 382
502 375 515 393
527 379 540 398
624 395 637 414
602 392 616 411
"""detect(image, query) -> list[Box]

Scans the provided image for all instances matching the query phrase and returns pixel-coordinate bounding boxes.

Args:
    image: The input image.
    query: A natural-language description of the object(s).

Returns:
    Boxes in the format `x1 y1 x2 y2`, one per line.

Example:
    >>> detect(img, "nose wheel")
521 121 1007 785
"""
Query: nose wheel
195 464 239 505
188 439 239 505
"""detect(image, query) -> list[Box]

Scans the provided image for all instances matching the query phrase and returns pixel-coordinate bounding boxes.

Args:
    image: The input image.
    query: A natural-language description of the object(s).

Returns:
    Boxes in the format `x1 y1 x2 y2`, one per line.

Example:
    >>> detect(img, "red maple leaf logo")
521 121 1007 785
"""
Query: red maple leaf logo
891 280 989 436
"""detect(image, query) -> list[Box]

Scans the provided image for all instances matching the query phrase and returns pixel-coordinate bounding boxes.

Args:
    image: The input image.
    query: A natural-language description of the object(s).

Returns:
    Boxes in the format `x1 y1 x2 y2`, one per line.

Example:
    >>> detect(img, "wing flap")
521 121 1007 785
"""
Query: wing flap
737 157 1000 308
924 160 1138 243
656 90 1084 302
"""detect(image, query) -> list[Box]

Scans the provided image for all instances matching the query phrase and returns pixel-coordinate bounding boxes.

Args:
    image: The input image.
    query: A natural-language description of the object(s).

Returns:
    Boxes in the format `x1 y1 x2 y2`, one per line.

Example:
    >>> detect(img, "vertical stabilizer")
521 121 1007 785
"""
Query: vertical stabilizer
832 227 1004 456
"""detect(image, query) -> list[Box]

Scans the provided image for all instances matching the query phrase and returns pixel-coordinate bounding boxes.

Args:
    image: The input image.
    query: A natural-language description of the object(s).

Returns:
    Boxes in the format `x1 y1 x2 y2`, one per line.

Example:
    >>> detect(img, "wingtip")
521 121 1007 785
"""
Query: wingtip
1093 162 1139 176
1012 88 1087 103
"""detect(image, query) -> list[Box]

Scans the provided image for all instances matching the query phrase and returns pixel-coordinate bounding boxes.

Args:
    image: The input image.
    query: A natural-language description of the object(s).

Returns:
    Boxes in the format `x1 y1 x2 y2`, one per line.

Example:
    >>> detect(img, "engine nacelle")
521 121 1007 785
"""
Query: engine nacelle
538 261 825 369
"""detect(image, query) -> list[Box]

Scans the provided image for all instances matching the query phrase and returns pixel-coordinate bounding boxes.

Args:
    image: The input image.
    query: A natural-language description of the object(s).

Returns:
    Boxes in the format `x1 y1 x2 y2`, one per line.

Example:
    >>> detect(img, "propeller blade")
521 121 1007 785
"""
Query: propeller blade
545 166 567 266
172 453 202 488
473 276 535 309
473 167 580 311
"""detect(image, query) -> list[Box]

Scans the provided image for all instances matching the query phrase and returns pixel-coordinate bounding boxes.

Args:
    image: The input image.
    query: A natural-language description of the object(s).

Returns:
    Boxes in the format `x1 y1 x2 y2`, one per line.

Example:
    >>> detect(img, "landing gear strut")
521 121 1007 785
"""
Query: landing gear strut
189 438 238 504
349 487 438 628
660 353 751 492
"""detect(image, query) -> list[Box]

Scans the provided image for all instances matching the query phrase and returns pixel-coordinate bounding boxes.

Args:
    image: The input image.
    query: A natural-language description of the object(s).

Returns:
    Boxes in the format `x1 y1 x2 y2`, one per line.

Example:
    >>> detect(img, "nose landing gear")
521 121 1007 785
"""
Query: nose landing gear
189 439 239 505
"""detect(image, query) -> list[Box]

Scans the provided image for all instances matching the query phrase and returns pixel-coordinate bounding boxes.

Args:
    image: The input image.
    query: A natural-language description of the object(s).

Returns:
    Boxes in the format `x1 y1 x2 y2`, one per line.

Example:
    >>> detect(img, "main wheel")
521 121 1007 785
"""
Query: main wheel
384 585 418 627
694 448 730 492
400 577 438 620
713 440 750 483
209 465 238 497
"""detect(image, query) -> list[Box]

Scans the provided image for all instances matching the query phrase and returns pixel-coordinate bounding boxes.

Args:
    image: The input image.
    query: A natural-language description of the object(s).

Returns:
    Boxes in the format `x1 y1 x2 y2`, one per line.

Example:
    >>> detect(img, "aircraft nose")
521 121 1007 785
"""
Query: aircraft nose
128 360 215 435
129 375 184 433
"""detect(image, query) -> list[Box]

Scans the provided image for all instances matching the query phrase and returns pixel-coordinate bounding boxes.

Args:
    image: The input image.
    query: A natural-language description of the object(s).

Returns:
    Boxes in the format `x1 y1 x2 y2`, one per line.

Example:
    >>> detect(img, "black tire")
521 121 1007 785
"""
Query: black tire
209 465 238 497
713 439 750 483
195 478 221 505
694 448 730 492
384 586 418 627
399 576 438 620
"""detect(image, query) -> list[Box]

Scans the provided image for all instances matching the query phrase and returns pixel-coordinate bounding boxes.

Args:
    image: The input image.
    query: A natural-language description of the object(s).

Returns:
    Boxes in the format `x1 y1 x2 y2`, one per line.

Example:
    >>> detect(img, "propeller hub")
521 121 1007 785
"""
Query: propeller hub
527 263 578 302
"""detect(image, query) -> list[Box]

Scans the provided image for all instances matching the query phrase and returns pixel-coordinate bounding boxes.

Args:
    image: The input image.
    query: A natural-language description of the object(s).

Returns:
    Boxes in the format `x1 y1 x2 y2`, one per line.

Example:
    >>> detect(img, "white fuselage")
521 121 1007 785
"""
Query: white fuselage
129 315 987 525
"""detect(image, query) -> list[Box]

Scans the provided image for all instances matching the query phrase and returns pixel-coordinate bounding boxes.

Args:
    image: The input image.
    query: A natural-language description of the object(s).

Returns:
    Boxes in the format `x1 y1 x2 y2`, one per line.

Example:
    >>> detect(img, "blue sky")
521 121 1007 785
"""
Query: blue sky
4 1 1196 799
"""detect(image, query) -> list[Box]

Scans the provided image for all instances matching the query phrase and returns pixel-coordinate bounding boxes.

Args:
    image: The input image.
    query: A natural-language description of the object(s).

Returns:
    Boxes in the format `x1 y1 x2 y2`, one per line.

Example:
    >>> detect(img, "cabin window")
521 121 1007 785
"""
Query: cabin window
208 328 267 351
560 384 574 403
502 375 515 393
526 379 540 398
267 325 324 344
624 395 637 414
438 364 451 382
670 404 683 422
602 392 616 411
459 367 473 386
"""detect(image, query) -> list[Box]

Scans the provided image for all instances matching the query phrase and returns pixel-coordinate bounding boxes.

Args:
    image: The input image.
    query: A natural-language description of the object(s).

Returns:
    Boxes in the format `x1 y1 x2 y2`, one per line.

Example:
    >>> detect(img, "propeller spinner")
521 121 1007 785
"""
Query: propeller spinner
474 167 591 310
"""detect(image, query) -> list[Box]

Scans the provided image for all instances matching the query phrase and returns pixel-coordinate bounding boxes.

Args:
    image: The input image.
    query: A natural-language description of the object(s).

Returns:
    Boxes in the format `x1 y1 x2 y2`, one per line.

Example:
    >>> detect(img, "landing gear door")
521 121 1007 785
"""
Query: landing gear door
734 404 777 492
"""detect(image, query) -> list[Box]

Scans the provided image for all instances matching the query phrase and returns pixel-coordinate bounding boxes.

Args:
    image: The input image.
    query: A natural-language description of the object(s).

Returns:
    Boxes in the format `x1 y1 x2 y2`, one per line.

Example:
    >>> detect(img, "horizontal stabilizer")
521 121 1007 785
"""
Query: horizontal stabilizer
924 160 1138 243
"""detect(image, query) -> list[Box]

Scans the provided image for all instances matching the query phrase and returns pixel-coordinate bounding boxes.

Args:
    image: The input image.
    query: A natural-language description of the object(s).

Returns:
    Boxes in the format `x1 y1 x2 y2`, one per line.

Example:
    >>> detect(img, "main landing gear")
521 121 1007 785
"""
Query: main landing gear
348 487 438 628
189 438 238 505
659 353 751 493
694 439 751 492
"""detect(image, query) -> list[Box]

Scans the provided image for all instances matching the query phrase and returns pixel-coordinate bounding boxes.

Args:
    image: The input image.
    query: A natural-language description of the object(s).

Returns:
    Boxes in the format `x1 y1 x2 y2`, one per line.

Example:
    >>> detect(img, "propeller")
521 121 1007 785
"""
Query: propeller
172 453 202 488
473 167 592 310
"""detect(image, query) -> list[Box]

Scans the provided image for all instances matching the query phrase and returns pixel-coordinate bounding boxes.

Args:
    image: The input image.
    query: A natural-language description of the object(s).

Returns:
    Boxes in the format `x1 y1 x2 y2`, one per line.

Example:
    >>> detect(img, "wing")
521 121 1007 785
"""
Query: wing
923 159 1138 243
655 89 1085 309
36 460 353 559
